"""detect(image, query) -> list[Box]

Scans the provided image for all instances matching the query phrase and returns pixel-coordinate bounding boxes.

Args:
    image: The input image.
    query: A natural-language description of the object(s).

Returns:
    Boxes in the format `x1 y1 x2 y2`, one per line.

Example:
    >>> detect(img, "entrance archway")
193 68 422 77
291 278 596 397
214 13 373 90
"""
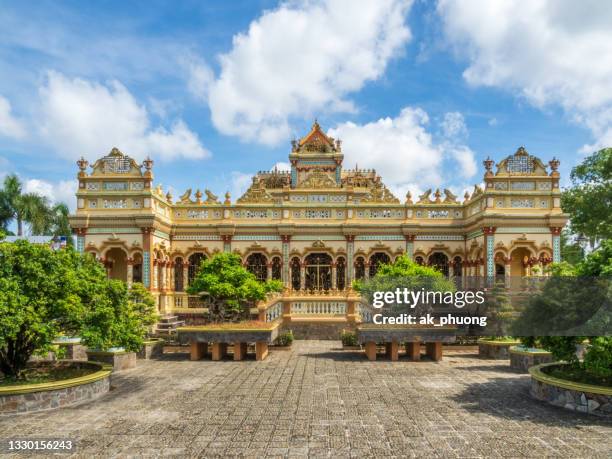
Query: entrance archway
429 252 449 276
510 247 532 277
305 253 332 291
106 248 128 281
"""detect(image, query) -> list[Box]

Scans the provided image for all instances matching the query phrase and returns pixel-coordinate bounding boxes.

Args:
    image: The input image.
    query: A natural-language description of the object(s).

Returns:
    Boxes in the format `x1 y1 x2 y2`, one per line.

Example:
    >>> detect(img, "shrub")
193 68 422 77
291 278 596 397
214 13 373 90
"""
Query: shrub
583 336 612 379
519 336 537 348
276 330 294 346
340 330 358 347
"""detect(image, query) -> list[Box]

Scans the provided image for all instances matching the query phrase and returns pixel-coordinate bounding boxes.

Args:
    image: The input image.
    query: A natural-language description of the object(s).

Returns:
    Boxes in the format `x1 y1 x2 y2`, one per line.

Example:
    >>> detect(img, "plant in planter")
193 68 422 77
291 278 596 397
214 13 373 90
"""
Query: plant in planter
187 252 283 323
340 330 358 347
275 330 294 347
0 241 110 380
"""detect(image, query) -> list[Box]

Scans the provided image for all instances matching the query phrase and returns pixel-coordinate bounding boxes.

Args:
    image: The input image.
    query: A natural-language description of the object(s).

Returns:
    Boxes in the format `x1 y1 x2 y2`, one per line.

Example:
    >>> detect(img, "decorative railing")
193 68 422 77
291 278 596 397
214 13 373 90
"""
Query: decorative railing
291 301 347 316
264 302 283 322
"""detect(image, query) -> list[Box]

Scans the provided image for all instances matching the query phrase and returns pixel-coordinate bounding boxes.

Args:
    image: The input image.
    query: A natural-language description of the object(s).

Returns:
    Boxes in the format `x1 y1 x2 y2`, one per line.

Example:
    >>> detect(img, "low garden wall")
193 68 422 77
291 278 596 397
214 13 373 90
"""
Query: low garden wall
0 361 111 415
86 350 137 371
509 346 553 372
478 339 520 359
530 363 612 417
137 339 164 359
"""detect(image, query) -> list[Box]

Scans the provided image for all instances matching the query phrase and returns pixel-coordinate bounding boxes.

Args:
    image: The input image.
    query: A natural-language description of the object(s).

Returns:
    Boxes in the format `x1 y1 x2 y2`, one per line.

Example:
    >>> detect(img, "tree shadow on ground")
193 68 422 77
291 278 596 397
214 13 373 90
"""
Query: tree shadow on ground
308 349 447 363
450 376 612 427
451 364 518 374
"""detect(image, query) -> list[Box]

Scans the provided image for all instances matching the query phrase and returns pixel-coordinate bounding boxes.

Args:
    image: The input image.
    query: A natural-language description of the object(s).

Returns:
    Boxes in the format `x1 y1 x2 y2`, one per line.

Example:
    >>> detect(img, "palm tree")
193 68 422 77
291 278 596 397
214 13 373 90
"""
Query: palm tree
0 174 54 236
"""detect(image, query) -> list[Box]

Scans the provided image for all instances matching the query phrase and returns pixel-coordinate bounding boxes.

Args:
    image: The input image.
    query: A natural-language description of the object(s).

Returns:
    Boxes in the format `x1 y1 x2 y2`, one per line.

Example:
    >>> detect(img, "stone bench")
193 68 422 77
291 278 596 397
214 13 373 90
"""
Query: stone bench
177 322 280 361
357 326 456 362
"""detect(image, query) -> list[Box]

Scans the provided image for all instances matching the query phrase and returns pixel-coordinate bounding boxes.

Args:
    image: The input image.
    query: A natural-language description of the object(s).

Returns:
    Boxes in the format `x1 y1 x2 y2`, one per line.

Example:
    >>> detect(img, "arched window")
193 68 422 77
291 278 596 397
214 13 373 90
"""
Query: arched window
290 257 301 290
188 253 206 286
305 253 332 291
354 257 365 281
246 253 268 282
452 256 462 277
174 257 184 292
271 257 282 281
415 256 424 265
429 252 449 276
369 252 391 278
336 257 346 290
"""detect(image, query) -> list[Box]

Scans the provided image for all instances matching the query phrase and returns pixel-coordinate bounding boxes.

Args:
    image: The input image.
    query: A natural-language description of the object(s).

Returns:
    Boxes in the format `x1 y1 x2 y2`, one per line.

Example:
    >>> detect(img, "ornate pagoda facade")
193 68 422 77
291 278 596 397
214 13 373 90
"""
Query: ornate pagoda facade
69 121 567 314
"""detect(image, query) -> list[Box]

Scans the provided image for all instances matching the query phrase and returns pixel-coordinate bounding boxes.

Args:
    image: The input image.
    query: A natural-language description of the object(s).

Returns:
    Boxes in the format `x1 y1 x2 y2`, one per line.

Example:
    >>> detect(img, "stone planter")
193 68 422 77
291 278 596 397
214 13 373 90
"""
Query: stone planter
86 349 136 371
509 346 553 372
137 339 164 359
0 361 111 415
530 363 612 417
53 337 88 361
478 339 520 359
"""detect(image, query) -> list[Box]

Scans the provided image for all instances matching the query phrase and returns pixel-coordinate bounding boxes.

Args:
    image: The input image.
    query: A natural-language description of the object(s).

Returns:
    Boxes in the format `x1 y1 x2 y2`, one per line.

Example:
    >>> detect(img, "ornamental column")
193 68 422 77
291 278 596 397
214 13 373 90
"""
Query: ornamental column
74 228 87 254
141 227 153 289
300 261 306 290
345 235 355 283
505 256 512 287
550 227 562 263
404 235 415 259
281 235 291 288
267 262 272 281
183 262 189 290
127 258 134 288
152 259 159 290
364 262 370 280
483 226 496 279
168 261 175 291
331 261 337 289
222 235 232 253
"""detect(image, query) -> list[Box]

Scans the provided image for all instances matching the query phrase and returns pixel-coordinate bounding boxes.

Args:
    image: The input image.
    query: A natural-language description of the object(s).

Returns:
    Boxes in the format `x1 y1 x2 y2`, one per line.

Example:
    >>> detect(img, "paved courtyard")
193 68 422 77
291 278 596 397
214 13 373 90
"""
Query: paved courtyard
1 341 611 458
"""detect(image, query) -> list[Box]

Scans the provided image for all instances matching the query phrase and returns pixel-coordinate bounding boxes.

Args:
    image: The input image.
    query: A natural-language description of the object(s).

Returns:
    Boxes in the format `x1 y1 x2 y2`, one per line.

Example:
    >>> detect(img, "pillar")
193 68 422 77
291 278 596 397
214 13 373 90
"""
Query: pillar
300 262 305 290
222 235 232 253
255 342 269 361
152 260 159 290
234 342 248 361
281 235 291 287
211 342 228 361
551 227 562 263
190 341 208 361
141 228 153 289
483 226 496 279
159 261 166 291
405 342 421 361
127 258 134 288
345 235 355 283
364 262 370 280
183 263 189 290
267 263 272 281
426 342 442 361
168 262 174 291
365 342 377 361
405 235 415 260
331 262 337 289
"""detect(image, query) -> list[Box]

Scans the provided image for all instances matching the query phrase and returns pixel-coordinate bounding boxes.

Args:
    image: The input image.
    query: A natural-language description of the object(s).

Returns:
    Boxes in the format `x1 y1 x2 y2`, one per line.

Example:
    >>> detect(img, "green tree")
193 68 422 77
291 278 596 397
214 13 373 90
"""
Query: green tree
0 240 108 378
0 174 59 236
79 281 158 352
560 229 585 265
561 148 612 246
187 252 283 323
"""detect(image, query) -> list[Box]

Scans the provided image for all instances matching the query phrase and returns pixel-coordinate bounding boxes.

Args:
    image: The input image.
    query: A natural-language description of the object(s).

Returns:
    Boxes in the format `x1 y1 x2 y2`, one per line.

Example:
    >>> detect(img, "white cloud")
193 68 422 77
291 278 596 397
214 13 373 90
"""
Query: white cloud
24 178 78 211
38 71 210 161
271 162 291 172
200 0 413 144
440 111 468 140
437 0 612 152
329 107 477 197
0 96 26 139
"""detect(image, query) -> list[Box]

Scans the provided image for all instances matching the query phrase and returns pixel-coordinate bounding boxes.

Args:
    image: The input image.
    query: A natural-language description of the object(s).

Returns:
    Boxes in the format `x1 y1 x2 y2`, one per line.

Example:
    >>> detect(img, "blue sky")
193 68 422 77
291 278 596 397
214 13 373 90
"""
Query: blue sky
1 0 610 211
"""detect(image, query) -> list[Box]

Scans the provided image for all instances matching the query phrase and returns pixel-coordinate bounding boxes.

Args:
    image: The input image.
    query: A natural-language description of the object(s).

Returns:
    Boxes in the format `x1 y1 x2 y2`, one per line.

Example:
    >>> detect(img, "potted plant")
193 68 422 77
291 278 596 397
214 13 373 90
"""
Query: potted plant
274 330 294 349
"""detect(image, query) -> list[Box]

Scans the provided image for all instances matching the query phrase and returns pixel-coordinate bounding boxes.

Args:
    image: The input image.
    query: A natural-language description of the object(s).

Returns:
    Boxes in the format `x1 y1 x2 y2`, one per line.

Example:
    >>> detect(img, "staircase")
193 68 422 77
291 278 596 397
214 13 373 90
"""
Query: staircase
156 315 185 337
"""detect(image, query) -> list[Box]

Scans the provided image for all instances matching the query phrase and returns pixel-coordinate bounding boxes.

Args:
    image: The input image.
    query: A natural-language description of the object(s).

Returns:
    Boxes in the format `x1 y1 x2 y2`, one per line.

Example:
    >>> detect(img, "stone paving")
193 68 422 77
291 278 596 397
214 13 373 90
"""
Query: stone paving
1 341 611 458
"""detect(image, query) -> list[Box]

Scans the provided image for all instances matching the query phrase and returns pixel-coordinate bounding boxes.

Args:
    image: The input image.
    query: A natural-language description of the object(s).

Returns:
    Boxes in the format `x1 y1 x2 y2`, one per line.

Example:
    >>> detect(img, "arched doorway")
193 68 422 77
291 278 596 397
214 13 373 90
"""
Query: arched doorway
336 257 346 290
369 252 391 278
452 256 462 277
290 257 301 290
106 248 128 281
271 257 282 281
354 256 366 281
174 257 184 292
246 253 268 282
415 256 424 265
429 252 449 276
305 253 332 291
188 253 206 286
510 247 532 277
